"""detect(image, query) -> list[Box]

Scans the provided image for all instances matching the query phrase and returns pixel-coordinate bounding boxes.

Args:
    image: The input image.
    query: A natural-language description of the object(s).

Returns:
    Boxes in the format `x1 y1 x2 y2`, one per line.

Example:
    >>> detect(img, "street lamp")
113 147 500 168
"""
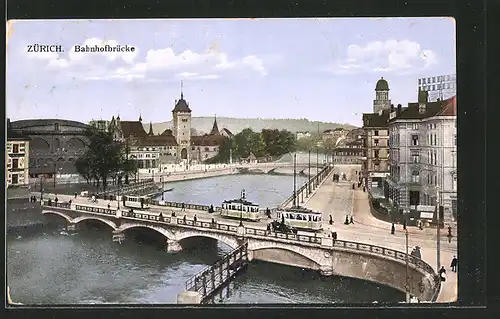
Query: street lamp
405 228 410 302
308 150 311 194
53 163 57 188
161 175 165 201
117 176 121 209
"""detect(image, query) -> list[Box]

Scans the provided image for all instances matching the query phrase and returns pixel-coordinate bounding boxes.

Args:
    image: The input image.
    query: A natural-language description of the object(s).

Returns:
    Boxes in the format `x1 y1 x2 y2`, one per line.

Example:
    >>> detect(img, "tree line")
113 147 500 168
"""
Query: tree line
75 128 137 192
206 128 297 163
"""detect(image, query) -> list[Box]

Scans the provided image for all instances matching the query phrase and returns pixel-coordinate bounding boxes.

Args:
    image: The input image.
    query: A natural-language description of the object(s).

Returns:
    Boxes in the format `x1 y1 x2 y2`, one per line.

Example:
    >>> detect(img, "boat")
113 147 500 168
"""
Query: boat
220 189 261 222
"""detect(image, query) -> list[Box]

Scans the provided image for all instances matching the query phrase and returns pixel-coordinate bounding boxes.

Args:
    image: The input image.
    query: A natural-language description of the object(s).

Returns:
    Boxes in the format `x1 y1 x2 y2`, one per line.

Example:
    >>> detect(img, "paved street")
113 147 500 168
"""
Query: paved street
303 173 458 303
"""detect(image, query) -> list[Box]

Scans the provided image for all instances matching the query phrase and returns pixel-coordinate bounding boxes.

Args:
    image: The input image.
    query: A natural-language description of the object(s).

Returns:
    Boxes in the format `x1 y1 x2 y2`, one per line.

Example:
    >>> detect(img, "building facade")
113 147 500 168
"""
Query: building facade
10 119 89 177
322 128 348 141
108 85 229 168
386 91 457 220
362 77 393 189
7 119 31 187
332 139 364 164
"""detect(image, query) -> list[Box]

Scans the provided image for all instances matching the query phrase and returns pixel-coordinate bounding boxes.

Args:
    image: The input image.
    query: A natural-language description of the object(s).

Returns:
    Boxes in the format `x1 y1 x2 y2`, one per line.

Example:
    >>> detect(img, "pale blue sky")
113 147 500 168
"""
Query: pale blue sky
6 18 455 126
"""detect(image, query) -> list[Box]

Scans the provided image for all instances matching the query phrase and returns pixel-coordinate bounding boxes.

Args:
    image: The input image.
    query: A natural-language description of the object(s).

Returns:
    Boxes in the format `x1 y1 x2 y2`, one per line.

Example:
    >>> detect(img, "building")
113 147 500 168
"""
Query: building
346 128 365 142
10 119 90 177
332 139 364 165
89 119 110 132
373 77 391 114
7 119 31 187
386 91 457 220
417 74 456 102
296 131 311 140
362 77 393 189
108 84 229 168
220 128 234 138
322 128 348 141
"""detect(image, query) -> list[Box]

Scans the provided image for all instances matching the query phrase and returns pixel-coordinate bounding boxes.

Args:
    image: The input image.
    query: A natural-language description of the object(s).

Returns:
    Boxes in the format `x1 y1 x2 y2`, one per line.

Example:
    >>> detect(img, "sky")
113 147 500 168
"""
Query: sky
6 18 455 127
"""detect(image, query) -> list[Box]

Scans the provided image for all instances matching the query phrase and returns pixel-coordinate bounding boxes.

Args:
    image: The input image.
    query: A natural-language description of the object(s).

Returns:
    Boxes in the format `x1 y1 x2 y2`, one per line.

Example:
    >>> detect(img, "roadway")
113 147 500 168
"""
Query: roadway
302 174 458 303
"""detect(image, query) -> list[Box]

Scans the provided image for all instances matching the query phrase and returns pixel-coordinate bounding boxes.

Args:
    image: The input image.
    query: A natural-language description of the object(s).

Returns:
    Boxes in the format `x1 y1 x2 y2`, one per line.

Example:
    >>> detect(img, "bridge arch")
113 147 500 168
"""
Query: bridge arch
41 210 73 223
72 216 117 230
117 223 175 240
175 231 240 250
249 244 322 270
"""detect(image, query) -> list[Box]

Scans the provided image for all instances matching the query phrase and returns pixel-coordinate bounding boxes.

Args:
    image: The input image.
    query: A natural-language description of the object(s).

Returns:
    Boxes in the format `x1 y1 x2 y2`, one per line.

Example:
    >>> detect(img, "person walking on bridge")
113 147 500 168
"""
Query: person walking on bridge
344 215 349 225
181 203 186 211
391 223 395 235
193 214 197 223
329 215 333 225
350 216 354 224
439 266 446 282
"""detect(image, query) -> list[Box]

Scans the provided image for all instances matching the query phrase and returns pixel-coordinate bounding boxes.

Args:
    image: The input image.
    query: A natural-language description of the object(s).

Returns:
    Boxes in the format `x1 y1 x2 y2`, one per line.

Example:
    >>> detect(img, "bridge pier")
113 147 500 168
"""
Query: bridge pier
320 266 333 277
166 239 183 253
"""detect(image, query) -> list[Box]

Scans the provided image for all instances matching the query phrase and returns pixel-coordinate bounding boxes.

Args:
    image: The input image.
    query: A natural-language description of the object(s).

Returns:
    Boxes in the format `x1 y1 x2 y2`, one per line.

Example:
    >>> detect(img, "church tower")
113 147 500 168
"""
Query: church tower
373 77 391 113
172 81 192 163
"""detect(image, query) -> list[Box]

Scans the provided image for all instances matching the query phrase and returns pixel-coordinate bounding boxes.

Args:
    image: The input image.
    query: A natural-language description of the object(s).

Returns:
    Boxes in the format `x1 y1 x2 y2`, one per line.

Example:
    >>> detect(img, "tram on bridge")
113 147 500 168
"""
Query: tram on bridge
276 206 323 232
122 195 151 209
220 190 261 222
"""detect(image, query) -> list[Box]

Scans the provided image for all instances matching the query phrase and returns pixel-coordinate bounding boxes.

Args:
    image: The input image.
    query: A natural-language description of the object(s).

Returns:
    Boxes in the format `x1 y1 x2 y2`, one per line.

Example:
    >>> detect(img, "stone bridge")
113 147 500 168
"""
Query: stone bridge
41 201 440 301
237 162 324 175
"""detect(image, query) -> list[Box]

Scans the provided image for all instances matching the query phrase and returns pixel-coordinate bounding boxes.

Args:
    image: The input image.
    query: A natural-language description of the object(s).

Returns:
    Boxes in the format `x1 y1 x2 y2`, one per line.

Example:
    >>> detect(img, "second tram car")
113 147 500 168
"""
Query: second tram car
122 195 151 209
220 189 261 222
276 206 323 231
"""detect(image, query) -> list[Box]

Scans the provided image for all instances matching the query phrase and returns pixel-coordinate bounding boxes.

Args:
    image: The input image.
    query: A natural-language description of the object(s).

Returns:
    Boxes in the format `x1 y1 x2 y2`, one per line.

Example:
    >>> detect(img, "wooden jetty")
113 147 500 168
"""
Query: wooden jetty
177 242 248 304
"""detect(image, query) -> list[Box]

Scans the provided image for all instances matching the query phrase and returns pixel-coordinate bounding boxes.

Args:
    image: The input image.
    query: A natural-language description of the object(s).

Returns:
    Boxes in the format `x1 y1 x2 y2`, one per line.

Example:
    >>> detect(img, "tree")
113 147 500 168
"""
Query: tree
205 137 233 164
75 127 126 192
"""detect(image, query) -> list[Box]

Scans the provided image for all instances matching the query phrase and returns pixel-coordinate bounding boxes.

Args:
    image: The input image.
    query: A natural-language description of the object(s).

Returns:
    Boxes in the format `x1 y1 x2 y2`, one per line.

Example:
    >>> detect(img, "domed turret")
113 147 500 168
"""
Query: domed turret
375 77 389 91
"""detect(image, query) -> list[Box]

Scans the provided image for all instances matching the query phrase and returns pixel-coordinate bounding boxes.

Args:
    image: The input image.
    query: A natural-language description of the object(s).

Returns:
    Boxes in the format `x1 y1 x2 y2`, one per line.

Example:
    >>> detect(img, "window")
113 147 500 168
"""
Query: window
374 130 379 136
432 76 436 83
54 123 59 131
411 171 420 183
422 78 426 84
205 147 209 152
452 174 457 190
181 119 188 122
433 134 437 146
434 175 437 185
13 144 19 154
374 150 379 158
411 135 419 146
411 151 420 163
374 139 379 146
432 85 436 91
412 123 419 130
12 158 19 169
454 135 457 146
418 79 422 85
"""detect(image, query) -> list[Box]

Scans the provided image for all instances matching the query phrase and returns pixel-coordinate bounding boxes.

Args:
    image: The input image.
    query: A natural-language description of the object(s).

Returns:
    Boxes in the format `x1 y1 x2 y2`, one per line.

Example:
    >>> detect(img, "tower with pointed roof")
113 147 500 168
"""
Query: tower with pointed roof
373 77 391 113
172 81 192 163
209 115 220 135
148 122 154 136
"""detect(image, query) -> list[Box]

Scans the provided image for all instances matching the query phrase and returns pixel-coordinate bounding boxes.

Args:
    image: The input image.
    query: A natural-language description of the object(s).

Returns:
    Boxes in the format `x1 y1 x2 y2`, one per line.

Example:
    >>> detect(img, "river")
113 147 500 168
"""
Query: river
7 174 403 304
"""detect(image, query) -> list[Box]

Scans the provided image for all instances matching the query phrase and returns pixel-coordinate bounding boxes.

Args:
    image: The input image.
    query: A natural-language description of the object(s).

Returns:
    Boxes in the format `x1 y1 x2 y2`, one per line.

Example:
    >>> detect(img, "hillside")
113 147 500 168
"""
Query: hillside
145 117 358 136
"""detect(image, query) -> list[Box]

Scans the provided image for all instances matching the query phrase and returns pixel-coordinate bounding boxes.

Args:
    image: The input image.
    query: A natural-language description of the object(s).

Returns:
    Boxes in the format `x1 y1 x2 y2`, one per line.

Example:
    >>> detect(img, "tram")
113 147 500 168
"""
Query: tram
276 206 323 232
122 195 151 209
220 189 261 222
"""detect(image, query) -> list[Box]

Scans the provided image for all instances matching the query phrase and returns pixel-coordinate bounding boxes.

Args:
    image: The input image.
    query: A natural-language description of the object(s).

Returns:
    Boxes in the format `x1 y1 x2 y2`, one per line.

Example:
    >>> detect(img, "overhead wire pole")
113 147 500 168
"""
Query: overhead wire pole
293 153 297 207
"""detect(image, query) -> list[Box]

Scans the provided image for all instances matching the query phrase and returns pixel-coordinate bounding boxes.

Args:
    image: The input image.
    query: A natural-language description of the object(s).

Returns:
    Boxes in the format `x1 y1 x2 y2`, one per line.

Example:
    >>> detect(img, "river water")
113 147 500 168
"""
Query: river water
7 174 403 305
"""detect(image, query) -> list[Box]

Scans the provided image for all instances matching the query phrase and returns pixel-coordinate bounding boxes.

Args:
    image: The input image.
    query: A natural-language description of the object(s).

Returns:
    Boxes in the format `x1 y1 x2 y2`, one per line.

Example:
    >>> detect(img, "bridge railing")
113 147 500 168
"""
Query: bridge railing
150 200 223 213
40 200 72 209
245 227 323 244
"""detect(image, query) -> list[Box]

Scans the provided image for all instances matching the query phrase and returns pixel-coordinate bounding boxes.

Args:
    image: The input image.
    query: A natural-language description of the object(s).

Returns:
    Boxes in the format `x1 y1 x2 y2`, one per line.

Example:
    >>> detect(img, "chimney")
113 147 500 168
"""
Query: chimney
397 104 402 115
390 104 395 112
418 89 428 114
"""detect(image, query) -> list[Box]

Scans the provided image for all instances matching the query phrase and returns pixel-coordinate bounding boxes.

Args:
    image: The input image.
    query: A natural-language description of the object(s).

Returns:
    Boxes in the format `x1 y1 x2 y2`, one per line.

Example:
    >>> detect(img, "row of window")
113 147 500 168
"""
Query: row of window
6 143 26 154
192 146 218 152
420 83 455 91
419 75 454 85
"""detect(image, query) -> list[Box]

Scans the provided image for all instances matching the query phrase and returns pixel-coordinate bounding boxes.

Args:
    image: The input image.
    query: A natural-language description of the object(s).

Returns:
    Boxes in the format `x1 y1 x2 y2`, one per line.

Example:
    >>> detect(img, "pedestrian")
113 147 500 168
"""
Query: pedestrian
329 215 333 225
55 196 59 204
183 215 187 223
403 219 407 230
439 266 446 281
391 223 395 235
363 186 366 192
418 220 423 230
181 203 185 211
194 214 197 223
450 256 458 272
344 215 349 225
350 216 354 224
69 199 72 205
74 192 77 199
159 212 163 221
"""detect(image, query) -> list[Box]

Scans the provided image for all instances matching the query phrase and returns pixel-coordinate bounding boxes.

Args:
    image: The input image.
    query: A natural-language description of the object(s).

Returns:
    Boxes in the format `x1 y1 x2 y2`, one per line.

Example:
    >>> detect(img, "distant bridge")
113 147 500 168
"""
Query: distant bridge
236 162 325 175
